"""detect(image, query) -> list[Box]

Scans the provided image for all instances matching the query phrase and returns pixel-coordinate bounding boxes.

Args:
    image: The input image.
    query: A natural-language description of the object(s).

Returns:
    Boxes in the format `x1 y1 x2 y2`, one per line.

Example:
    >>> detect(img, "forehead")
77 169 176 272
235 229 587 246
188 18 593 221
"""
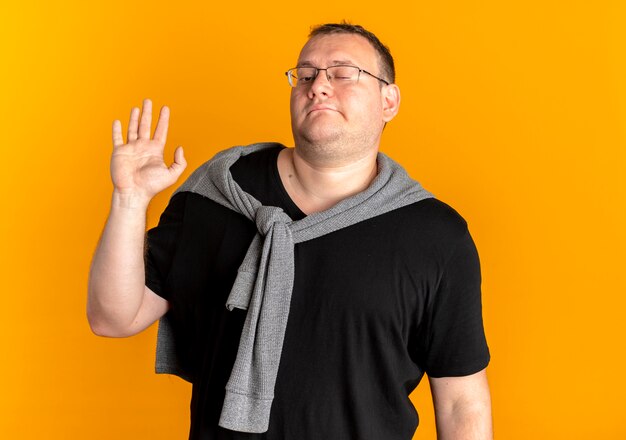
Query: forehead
296 33 379 68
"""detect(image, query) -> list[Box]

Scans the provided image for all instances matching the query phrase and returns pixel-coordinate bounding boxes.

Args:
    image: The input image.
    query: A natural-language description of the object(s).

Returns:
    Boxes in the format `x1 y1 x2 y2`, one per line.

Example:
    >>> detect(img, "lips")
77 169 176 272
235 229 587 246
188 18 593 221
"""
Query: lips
307 105 337 115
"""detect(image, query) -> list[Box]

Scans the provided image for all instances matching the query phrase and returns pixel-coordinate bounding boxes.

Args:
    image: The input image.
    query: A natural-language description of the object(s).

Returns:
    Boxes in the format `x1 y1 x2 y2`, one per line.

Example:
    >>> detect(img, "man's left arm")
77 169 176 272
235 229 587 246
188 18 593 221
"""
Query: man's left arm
429 368 493 440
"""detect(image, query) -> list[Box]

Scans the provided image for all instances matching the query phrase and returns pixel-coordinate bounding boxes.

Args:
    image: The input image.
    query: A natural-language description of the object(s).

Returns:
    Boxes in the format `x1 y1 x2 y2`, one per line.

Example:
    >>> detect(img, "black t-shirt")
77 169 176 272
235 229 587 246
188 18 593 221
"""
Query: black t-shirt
145 145 490 440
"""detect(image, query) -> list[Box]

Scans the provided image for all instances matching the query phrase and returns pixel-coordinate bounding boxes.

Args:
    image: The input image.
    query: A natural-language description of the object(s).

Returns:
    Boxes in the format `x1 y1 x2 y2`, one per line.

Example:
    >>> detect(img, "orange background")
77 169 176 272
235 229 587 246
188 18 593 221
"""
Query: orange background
1 1 625 439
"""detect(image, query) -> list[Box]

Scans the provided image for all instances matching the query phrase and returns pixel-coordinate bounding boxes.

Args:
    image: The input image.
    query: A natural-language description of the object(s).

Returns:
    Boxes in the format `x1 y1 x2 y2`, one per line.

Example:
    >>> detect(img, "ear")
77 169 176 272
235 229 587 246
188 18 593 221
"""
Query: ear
381 84 401 122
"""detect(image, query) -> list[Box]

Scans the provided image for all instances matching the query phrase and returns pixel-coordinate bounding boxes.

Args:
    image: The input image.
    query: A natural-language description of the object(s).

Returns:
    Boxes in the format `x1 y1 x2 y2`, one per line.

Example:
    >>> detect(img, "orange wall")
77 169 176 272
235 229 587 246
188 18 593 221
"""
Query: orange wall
1 1 625 438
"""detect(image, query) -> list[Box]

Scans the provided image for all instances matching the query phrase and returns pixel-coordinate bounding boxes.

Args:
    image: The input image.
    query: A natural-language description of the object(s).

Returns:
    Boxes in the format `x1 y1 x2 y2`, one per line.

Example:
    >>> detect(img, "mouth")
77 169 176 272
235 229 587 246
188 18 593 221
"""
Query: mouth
307 105 337 115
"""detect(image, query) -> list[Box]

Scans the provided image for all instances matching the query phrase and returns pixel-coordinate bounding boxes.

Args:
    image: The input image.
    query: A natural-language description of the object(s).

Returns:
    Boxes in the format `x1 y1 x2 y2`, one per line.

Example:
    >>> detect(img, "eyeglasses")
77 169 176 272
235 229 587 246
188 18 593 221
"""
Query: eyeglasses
285 65 390 88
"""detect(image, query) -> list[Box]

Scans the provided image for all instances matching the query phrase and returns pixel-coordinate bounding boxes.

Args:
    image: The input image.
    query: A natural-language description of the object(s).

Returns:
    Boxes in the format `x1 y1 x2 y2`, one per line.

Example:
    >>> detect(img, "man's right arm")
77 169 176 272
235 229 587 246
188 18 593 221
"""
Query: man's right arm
87 99 186 337
87 190 168 337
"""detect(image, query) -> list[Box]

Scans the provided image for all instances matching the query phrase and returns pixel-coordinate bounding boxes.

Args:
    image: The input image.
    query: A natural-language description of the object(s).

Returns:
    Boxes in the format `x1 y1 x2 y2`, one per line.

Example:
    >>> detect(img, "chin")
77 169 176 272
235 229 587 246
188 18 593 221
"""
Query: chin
295 138 359 166
298 125 344 146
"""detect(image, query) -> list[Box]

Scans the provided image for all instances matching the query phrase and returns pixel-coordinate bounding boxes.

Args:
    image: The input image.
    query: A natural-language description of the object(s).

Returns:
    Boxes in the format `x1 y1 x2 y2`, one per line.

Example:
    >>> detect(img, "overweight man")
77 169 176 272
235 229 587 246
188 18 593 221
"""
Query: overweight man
88 23 492 440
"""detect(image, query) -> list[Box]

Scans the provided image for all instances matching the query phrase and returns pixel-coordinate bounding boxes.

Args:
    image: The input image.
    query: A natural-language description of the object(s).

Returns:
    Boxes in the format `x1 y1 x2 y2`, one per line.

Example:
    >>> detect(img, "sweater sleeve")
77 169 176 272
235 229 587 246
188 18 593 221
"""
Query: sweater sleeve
145 192 188 300
420 227 490 377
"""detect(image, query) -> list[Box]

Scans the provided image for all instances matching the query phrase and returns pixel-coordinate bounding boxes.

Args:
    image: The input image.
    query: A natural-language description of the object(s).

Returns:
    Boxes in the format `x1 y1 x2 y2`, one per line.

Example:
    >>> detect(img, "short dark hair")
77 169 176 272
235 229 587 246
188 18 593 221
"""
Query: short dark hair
308 22 396 84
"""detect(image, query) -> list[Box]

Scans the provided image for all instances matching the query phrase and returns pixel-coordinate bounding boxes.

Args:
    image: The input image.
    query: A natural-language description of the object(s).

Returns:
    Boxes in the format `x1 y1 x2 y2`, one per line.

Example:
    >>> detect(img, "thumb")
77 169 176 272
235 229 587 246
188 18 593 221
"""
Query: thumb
169 146 187 177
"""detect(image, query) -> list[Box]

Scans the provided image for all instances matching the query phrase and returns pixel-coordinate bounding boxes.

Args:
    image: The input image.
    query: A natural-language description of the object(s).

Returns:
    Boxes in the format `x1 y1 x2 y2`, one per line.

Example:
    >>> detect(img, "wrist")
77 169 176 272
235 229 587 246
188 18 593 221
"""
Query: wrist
111 189 152 210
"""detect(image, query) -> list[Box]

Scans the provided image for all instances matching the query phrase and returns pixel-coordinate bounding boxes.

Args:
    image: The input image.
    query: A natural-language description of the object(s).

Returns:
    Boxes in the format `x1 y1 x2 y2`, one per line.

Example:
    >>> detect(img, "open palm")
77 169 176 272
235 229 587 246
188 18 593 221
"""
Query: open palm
111 99 186 200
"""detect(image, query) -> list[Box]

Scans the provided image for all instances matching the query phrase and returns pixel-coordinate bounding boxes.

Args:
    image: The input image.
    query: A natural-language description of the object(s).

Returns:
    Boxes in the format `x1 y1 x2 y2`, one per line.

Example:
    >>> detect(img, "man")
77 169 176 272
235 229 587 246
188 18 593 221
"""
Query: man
88 23 492 439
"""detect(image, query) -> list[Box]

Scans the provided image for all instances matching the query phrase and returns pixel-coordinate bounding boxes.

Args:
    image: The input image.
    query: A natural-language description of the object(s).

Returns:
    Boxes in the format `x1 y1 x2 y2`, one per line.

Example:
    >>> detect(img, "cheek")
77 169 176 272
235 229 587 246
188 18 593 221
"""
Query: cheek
289 91 296 114
345 94 381 122
290 91 307 118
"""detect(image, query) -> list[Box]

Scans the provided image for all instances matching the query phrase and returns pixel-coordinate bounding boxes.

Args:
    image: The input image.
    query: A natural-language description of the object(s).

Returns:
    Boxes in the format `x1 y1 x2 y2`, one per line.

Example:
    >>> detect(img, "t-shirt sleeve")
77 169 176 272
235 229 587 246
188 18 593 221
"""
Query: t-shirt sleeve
420 227 490 377
145 192 188 300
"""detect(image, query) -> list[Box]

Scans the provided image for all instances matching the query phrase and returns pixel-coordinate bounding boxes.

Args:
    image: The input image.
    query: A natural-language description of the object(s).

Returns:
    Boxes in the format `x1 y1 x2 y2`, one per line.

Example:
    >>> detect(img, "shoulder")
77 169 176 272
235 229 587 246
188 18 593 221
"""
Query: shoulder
405 197 468 230
345 197 476 271
387 197 471 248
173 142 285 195
159 189 248 231
185 143 285 177
230 143 284 185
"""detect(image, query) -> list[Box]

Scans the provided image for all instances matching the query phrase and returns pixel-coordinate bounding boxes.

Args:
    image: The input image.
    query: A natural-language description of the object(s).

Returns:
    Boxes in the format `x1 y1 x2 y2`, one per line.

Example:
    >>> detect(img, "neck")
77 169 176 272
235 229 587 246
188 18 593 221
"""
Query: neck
277 147 379 215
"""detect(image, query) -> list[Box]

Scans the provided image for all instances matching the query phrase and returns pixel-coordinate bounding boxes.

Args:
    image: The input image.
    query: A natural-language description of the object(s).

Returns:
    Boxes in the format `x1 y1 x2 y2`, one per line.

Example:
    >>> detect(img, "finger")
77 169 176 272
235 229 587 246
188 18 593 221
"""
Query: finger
153 105 170 144
168 146 187 178
112 120 124 147
138 98 152 139
127 107 140 142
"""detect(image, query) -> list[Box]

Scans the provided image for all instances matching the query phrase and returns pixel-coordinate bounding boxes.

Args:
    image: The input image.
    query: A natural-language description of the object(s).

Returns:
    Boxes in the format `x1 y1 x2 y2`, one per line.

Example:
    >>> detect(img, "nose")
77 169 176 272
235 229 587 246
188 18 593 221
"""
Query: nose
307 68 333 99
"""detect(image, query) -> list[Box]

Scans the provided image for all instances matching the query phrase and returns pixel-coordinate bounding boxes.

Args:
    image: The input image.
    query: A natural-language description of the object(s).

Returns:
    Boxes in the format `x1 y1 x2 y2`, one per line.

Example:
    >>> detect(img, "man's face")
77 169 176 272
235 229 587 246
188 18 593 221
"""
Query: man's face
289 33 398 163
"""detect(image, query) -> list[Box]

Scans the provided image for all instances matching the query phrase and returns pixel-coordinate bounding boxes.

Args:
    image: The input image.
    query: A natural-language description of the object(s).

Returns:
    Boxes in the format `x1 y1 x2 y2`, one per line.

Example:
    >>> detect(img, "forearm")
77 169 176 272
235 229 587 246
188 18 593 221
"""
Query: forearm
87 190 151 335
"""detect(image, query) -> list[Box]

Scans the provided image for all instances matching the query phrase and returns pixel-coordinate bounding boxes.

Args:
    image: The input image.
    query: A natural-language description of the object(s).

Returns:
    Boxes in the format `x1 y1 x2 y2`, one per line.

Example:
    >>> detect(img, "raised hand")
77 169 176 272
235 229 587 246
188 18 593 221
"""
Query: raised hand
111 99 187 201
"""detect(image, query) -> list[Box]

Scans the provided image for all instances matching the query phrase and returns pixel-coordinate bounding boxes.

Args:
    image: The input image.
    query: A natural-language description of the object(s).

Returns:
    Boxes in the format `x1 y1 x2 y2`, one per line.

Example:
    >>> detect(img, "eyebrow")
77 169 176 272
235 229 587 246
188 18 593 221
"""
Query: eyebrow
297 59 358 67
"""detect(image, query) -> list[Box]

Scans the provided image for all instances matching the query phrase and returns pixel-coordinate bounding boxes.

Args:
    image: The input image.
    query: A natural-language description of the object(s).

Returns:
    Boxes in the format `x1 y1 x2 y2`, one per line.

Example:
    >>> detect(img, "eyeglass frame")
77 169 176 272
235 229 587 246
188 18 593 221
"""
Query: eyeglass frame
285 65 390 88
